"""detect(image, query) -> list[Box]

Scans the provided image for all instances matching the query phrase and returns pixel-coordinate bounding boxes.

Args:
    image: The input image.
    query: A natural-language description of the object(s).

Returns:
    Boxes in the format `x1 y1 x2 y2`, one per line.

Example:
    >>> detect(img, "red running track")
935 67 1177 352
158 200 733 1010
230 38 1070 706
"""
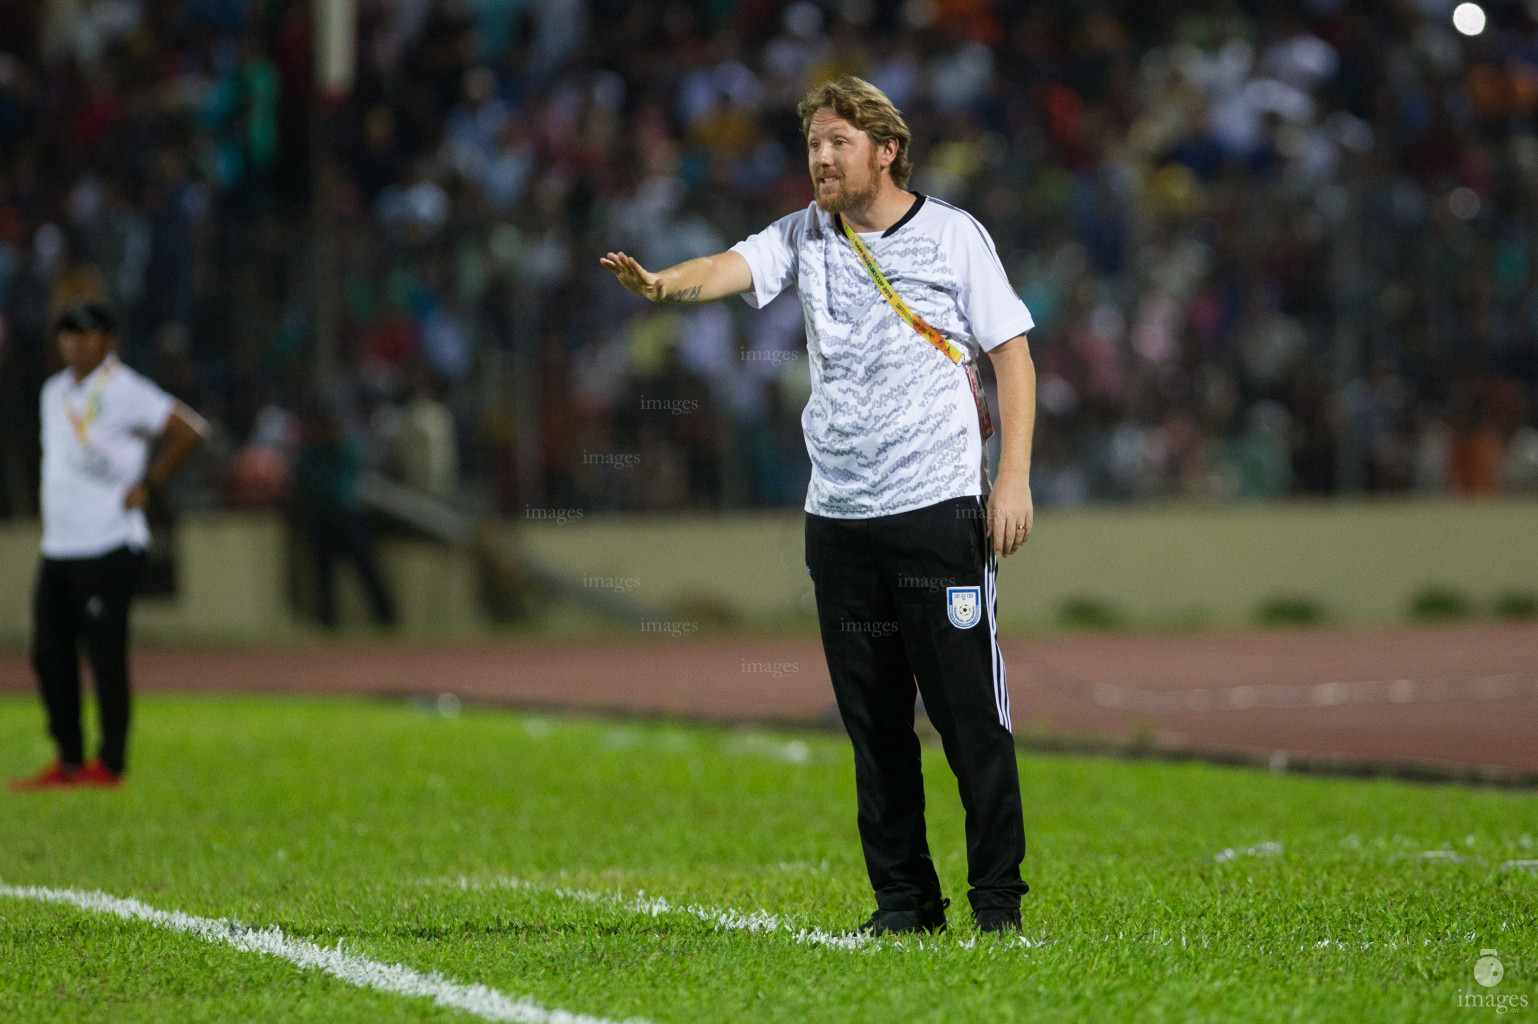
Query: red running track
2 621 1535 779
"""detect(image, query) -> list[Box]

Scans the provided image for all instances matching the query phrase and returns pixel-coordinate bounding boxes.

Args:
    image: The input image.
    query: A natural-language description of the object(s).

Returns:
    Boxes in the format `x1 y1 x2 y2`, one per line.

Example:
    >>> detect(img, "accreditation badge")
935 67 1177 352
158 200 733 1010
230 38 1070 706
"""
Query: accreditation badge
69 444 116 481
965 361 995 443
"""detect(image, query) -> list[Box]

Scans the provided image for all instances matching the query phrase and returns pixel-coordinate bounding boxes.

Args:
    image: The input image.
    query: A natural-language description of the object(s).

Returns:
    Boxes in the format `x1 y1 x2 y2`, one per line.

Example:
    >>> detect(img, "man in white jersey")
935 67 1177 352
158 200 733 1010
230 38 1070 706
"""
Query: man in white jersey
602 76 1038 935
10 302 207 791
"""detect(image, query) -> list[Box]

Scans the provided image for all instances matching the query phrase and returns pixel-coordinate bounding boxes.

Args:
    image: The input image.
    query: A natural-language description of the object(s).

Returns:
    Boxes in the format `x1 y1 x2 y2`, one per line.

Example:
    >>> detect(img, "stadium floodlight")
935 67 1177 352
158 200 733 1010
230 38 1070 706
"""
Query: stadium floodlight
1452 2 1486 36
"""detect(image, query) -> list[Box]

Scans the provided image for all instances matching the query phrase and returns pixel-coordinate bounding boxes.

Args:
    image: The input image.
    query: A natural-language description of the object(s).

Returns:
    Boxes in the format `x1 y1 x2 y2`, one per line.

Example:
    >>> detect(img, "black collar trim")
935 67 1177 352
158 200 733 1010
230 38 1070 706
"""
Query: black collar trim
833 193 927 239
882 192 925 237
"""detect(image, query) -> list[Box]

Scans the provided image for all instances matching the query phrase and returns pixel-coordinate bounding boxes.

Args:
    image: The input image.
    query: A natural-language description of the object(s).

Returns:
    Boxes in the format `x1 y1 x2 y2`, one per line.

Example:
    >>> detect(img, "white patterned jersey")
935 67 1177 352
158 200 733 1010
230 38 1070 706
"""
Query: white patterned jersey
40 355 175 558
730 194 1033 519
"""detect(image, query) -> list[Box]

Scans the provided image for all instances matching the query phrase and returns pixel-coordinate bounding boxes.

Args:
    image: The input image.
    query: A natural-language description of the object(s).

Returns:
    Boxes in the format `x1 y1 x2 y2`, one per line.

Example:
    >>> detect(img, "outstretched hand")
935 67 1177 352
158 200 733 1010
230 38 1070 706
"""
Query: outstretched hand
600 251 665 302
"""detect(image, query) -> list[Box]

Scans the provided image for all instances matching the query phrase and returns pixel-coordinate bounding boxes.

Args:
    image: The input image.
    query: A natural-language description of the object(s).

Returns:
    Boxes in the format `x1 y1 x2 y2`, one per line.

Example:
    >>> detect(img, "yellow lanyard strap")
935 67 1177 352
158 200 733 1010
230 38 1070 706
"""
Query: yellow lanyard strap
839 217 965 365
64 358 117 447
838 216 995 441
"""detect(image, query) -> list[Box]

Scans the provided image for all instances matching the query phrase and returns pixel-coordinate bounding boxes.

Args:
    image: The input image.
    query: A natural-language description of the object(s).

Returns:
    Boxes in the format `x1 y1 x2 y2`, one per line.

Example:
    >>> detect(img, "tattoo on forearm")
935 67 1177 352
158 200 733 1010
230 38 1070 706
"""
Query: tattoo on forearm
662 285 703 303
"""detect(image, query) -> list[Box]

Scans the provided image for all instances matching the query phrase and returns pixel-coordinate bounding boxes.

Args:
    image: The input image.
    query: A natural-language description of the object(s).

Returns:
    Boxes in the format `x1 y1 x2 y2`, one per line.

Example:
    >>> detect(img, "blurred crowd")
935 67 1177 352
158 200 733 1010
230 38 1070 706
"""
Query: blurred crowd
2 0 1538 520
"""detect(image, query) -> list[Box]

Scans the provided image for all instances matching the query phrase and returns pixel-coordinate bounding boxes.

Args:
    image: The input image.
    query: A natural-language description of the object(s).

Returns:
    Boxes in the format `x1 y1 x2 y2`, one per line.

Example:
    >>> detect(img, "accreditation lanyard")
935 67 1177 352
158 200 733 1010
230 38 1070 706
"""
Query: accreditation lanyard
838 217 995 442
64 356 118 447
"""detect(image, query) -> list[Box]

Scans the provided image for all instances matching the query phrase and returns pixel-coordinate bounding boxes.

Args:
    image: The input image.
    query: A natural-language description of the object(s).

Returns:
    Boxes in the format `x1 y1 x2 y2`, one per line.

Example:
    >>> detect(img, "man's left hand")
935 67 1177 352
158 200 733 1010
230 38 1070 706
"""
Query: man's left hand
986 470 1033 558
123 484 149 509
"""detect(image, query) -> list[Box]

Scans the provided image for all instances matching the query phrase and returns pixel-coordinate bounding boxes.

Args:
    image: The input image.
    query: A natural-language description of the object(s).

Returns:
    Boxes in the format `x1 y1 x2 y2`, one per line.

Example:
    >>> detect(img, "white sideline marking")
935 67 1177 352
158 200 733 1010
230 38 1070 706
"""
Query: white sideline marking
0 881 653 1024
429 874 1475 958
437 876 1056 951
448 876 904 951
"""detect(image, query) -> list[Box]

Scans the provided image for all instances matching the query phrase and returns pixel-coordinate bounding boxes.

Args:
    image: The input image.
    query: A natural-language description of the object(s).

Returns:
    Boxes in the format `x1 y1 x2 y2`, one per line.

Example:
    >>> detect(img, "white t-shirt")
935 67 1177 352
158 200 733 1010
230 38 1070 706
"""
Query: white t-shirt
730 194 1033 518
39 355 176 558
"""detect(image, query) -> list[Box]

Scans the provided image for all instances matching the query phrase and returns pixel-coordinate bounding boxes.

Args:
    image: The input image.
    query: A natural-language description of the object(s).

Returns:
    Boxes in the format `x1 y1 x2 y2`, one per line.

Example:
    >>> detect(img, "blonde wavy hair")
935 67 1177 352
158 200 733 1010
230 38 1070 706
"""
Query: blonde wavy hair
797 76 912 189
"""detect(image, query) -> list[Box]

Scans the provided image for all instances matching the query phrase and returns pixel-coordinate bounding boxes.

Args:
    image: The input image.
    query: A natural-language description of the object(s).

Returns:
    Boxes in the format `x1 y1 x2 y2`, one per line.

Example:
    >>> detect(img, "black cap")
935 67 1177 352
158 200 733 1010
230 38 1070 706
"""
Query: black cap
56 300 118 335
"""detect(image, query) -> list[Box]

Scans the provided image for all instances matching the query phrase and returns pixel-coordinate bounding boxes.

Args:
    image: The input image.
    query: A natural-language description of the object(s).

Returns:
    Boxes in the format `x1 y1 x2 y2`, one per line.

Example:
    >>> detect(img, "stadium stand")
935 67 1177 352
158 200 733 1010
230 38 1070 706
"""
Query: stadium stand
1 0 1536 519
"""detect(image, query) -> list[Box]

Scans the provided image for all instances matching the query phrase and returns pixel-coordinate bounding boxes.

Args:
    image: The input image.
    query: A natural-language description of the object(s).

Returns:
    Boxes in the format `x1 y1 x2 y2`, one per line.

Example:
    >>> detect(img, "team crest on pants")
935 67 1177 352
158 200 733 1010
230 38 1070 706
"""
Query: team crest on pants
946 586 982 629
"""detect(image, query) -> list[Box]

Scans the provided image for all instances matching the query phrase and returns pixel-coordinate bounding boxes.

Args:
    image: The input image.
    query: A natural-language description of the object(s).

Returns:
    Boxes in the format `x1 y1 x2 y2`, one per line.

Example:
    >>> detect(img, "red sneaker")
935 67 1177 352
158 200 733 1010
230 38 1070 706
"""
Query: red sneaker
77 760 123 787
9 760 82 792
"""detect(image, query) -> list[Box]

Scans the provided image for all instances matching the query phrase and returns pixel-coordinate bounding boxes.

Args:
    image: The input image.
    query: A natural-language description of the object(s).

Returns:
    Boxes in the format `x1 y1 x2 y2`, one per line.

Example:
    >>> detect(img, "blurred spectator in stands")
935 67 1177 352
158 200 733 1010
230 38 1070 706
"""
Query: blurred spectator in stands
1448 374 1507 496
397 372 459 499
294 403 397 628
227 399 298 510
2 0 1537 519
1506 418 1538 492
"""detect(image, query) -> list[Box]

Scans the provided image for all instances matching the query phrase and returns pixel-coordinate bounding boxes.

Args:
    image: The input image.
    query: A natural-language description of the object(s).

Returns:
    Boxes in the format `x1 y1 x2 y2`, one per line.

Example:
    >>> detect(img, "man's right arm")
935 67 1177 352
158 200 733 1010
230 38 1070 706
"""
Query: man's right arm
600 250 753 304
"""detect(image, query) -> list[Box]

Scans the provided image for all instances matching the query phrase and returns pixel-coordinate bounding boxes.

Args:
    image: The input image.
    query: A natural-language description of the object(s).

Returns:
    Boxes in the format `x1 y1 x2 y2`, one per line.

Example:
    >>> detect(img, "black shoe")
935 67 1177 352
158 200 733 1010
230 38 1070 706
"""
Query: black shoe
974 907 1022 934
857 897 949 936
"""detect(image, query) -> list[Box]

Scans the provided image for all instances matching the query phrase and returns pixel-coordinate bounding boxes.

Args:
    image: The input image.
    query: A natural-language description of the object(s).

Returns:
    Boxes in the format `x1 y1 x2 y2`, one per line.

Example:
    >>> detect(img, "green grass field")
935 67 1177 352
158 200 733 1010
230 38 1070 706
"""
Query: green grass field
1 693 1534 1023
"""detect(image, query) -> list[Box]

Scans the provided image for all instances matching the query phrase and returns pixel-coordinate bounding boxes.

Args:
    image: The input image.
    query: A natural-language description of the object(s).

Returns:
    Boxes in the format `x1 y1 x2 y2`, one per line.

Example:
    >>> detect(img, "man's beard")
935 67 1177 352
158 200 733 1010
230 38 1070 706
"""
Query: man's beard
814 151 881 214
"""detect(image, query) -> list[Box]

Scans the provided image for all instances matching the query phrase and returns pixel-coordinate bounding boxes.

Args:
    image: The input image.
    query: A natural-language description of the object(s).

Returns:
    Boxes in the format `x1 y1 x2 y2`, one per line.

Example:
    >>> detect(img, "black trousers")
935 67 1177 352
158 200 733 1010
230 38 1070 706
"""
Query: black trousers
806 495 1028 914
308 509 397 628
31 546 143 772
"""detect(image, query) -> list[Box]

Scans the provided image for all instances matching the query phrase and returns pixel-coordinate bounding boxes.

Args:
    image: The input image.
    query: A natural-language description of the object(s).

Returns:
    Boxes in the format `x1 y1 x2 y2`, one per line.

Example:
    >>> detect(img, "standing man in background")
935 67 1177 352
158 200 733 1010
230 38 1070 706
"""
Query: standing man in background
602 76 1037 935
10 302 207 791
294 402 399 630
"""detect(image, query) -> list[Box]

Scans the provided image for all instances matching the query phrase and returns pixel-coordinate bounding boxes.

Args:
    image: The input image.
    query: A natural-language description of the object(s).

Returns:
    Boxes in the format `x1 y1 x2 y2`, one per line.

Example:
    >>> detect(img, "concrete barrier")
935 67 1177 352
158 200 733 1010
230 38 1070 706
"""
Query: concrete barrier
2 498 1535 642
0 513 484 643
498 497 1538 631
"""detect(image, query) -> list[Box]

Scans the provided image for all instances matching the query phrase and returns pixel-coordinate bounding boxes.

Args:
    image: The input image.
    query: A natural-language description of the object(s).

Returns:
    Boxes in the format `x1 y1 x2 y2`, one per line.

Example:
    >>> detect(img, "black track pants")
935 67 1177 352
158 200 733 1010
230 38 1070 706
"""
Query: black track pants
30 547 142 772
806 495 1028 914
308 510 397 628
